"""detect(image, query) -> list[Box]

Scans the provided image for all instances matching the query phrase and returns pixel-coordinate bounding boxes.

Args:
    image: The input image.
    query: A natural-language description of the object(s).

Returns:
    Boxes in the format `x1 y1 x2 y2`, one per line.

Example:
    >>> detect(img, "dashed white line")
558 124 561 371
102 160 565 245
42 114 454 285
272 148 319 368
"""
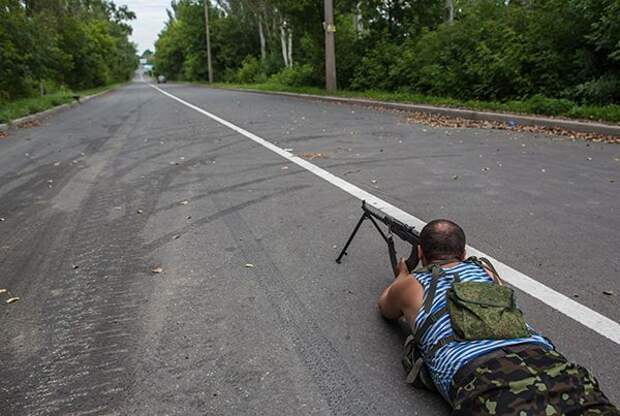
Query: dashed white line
149 83 620 346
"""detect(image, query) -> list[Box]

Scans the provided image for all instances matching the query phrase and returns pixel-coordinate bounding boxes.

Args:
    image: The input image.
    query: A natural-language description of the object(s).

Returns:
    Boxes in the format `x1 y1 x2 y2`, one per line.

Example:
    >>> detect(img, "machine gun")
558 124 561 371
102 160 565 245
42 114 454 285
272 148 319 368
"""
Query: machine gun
335 201 421 276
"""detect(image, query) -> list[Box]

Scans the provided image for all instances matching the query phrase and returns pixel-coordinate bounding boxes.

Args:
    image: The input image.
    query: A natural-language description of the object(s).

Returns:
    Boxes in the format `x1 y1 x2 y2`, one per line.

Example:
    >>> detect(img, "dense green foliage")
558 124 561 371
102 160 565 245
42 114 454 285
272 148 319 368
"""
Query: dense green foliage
154 0 620 114
0 0 137 104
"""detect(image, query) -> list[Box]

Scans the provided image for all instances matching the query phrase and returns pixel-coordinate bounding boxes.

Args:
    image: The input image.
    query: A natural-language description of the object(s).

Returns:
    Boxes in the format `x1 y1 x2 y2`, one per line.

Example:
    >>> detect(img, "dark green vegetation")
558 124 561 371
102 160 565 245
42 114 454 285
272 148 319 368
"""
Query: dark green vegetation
155 0 620 122
0 0 137 110
0 84 123 124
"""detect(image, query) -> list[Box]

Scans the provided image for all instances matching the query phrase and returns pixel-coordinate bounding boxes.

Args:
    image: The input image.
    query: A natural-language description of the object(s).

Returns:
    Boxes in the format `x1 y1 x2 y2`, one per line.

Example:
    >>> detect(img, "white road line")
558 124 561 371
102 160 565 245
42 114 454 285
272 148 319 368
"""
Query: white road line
149 84 620 346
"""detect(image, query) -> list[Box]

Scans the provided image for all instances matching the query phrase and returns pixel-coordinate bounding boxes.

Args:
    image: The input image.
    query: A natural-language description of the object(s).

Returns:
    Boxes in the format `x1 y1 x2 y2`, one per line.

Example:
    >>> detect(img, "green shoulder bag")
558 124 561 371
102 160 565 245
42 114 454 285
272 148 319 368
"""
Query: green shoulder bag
447 280 529 341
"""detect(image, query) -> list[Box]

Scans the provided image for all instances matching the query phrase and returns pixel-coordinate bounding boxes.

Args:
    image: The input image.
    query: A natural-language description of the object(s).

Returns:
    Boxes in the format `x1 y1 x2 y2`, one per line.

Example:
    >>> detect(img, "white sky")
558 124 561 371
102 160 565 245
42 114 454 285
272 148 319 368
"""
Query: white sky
121 0 171 54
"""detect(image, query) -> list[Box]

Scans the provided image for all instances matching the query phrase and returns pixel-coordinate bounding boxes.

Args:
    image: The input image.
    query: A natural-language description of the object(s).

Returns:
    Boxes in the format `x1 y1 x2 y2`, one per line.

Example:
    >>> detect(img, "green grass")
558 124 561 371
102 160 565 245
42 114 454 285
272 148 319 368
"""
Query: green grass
207 82 620 125
0 83 124 124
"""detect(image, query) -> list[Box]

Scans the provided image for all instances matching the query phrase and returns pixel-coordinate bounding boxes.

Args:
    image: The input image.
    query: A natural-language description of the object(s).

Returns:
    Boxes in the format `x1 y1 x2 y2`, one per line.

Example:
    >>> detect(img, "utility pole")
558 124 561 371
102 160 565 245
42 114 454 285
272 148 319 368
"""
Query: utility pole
204 0 214 83
324 0 337 93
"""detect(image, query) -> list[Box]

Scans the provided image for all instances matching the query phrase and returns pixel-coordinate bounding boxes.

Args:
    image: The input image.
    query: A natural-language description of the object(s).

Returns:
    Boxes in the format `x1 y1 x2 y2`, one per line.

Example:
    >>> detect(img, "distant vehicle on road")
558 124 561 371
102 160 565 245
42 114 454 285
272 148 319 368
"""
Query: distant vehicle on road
157 75 167 84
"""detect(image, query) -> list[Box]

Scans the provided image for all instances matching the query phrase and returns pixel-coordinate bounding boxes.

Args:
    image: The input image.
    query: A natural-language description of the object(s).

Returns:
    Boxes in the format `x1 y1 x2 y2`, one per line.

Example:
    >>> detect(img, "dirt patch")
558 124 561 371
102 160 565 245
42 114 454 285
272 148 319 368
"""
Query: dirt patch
405 112 620 144
0 131 7 139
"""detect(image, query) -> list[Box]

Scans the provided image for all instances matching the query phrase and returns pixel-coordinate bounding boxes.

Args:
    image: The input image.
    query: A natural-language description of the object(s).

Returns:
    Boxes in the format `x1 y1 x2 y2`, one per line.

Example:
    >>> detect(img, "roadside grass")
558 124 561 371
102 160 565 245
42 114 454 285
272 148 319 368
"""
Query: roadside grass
207 82 620 125
0 83 124 124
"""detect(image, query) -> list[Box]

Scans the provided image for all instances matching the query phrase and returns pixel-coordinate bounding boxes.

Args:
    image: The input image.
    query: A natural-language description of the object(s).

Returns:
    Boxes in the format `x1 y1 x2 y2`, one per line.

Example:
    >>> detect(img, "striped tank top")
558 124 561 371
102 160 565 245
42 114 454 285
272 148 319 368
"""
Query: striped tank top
412 261 553 400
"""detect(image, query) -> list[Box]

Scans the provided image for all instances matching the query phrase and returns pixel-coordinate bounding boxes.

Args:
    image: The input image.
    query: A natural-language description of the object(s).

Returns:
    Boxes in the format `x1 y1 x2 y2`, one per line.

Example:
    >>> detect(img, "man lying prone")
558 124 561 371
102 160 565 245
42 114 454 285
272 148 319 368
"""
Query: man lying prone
378 219 619 415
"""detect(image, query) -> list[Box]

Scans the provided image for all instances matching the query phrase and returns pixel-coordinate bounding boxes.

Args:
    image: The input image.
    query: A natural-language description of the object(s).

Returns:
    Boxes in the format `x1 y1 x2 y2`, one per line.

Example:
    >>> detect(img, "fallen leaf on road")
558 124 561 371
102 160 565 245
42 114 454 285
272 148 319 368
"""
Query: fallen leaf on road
452 175 459 180
405 113 619 144
186 216 192 220
371 179 377 184
172 235 181 240
72 264 79 270
180 200 189 205
541 169 547 173
6 297 20 304
151 266 163 274
53 162 60 167
244 263 255 268
281 166 289 170
301 152 328 160
16 120 41 129
586 157 592 161
137 209 144 214
481 167 489 172
0 218 5 222
603 290 614 296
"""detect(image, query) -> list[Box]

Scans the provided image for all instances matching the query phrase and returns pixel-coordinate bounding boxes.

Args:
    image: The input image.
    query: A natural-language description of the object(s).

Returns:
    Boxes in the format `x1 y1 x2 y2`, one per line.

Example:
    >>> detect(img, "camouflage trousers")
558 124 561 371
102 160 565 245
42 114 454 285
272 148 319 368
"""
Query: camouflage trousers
451 345 619 416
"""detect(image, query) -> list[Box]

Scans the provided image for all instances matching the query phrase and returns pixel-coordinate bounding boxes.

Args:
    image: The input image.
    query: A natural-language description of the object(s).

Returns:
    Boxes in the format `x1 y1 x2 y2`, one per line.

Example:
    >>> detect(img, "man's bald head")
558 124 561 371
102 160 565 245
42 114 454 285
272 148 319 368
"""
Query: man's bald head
419 219 466 263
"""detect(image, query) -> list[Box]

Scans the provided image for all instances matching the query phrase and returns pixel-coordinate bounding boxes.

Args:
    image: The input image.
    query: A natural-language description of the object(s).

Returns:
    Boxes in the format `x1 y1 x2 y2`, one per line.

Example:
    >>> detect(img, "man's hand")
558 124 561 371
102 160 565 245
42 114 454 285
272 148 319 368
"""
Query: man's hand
396 256 409 278
379 258 423 321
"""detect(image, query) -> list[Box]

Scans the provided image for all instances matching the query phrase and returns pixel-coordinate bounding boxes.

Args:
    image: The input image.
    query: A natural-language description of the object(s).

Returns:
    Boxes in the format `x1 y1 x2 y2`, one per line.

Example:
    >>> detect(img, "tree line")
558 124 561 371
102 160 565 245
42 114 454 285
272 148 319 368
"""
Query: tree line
0 0 138 103
154 0 620 106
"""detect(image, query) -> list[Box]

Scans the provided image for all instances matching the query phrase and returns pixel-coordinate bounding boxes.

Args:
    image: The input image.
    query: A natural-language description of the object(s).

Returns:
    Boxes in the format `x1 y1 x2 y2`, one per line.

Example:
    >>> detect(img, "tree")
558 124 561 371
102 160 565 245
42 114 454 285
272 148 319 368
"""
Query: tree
0 0 137 102
151 0 620 105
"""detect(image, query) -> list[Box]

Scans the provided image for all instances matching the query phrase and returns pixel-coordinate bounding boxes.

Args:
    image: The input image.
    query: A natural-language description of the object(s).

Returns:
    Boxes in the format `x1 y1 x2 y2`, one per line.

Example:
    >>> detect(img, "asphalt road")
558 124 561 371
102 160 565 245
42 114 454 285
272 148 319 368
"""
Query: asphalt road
0 81 618 415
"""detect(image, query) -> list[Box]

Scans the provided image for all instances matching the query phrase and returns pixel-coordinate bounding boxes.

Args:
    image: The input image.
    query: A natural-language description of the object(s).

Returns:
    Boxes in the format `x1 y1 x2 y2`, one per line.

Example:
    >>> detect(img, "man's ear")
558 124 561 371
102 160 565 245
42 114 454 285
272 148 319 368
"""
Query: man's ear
417 245 425 265
460 249 466 260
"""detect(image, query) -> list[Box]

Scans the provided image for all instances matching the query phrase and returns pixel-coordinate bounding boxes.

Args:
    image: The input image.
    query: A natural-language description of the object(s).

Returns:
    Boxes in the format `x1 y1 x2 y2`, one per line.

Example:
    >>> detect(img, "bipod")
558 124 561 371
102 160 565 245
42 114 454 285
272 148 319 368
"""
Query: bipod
335 206 399 274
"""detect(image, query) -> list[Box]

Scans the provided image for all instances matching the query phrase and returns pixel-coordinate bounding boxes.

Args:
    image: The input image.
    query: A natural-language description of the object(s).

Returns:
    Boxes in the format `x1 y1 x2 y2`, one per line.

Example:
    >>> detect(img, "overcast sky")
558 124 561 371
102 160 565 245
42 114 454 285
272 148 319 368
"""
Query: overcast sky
121 0 171 54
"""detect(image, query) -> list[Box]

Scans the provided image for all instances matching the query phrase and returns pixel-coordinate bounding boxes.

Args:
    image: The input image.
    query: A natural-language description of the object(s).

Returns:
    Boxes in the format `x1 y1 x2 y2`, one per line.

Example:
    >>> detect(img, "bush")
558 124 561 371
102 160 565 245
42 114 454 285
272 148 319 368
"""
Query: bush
270 64 315 87
574 75 620 105
524 94 575 116
350 40 402 91
235 56 265 84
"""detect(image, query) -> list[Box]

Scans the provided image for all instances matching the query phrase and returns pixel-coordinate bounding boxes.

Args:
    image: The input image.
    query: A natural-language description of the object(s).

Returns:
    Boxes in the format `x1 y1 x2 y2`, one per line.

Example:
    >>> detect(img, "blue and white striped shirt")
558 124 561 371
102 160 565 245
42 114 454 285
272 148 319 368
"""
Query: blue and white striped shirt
413 261 553 400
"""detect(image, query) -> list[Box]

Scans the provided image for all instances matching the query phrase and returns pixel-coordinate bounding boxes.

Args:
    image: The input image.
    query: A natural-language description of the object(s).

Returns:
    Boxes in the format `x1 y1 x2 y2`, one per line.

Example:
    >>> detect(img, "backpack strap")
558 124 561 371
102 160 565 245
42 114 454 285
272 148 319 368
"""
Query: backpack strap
415 273 461 344
413 259 461 314
405 333 457 385
405 260 462 386
412 270 461 355
466 256 501 282
414 305 448 345
427 335 456 358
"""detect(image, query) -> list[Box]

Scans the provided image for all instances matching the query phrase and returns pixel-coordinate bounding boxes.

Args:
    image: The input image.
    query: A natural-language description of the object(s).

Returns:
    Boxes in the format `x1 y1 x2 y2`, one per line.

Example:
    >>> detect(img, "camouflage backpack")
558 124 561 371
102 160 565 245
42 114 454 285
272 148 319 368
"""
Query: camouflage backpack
402 257 529 390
